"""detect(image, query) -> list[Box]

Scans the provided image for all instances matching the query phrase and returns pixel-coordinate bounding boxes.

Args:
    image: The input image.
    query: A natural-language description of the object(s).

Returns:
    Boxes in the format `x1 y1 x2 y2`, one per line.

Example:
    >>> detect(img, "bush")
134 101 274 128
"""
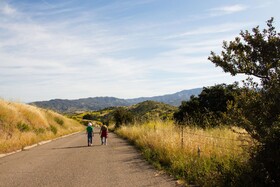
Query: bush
17 122 30 132
34 128 45 135
113 108 134 128
82 114 95 120
49 125 57 134
54 117 64 126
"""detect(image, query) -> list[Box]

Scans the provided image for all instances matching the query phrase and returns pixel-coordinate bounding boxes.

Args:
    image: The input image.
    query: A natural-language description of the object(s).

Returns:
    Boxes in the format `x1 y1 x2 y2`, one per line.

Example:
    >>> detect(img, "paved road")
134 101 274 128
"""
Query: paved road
0 128 177 187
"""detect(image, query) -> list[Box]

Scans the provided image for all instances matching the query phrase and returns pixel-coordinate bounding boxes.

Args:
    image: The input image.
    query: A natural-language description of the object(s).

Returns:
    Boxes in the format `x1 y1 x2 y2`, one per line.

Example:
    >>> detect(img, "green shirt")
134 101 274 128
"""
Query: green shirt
87 126 93 134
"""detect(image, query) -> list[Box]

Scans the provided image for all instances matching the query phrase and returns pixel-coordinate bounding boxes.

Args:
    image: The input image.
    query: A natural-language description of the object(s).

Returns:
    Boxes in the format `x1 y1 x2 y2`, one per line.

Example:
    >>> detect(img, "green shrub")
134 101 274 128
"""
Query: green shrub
17 122 30 132
54 117 64 126
82 114 97 120
34 128 45 135
113 108 134 128
49 125 57 134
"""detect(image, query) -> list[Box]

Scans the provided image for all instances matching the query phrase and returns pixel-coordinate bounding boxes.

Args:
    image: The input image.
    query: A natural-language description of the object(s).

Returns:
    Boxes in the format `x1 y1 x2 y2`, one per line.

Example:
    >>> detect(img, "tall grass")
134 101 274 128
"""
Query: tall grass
0 99 84 154
116 120 252 186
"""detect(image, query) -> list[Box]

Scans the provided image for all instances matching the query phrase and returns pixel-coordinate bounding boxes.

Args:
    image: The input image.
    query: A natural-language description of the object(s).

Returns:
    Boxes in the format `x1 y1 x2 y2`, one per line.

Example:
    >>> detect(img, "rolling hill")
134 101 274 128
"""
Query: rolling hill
31 88 202 113
126 88 202 106
129 100 177 121
75 100 177 125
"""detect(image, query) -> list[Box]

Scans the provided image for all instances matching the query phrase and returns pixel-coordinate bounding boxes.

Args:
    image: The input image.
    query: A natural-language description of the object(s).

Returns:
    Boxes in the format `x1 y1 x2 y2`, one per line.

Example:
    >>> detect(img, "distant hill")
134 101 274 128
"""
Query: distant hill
31 97 131 113
127 88 202 106
30 88 202 113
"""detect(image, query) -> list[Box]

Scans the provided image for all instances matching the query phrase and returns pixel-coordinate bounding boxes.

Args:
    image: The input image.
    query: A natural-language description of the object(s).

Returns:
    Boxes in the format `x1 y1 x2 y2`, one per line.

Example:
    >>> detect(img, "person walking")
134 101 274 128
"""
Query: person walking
86 122 94 146
100 124 108 145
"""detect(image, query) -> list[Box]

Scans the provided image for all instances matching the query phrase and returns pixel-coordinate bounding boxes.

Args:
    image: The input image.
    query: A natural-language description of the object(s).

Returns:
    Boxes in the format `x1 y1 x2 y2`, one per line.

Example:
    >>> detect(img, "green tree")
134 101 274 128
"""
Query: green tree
174 84 239 127
174 96 201 126
199 83 238 113
208 18 280 186
113 108 134 128
82 114 95 120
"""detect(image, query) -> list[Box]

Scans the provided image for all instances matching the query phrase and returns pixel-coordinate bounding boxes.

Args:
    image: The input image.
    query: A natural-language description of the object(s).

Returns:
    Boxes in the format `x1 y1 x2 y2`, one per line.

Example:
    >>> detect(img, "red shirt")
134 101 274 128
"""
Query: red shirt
100 126 108 138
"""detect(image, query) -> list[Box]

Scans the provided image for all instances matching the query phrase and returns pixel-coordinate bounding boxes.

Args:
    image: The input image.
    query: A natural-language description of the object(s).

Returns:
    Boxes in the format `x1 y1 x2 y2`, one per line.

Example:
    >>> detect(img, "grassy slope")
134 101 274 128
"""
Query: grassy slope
0 99 84 154
116 121 252 186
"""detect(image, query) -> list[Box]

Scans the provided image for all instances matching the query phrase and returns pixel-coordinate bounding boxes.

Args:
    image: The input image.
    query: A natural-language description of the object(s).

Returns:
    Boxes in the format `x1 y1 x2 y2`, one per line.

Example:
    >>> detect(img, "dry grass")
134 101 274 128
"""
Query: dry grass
0 99 84 153
116 120 252 186
117 120 250 157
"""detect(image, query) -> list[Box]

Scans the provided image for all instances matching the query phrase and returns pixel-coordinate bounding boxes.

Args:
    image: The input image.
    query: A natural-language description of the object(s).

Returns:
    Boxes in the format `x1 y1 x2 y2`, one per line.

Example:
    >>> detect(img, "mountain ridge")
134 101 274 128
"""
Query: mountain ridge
30 88 202 113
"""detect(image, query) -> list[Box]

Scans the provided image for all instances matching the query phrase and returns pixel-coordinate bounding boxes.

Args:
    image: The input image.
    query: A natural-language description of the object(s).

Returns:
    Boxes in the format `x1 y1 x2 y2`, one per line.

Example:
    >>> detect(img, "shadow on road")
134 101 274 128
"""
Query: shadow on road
52 145 97 149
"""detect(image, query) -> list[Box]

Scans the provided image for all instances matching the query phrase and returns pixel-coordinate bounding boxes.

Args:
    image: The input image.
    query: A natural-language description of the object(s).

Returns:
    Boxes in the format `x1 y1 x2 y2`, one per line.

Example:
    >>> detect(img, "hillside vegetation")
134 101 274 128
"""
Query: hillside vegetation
117 121 252 186
71 100 177 126
0 99 84 154
129 100 176 121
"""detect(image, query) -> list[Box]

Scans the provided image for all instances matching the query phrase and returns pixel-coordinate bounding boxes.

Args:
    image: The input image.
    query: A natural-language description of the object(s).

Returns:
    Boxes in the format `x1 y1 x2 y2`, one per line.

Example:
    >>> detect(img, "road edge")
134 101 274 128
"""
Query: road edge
0 131 82 159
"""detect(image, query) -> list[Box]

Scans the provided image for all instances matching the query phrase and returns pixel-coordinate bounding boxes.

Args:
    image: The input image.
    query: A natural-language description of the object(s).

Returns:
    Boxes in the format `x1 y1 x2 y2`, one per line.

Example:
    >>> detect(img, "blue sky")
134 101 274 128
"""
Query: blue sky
0 0 279 102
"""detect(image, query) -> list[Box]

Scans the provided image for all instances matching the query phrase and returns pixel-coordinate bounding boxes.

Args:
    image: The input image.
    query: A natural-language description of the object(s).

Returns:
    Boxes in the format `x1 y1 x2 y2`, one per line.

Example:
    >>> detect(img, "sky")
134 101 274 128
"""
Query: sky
0 0 279 102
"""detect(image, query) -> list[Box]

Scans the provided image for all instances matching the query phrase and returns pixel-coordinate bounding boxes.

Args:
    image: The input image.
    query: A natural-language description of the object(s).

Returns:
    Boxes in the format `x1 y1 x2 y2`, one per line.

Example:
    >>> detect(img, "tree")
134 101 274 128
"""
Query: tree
113 108 134 128
174 96 201 126
83 113 96 120
199 83 237 113
208 18 280 186
209 18 279 88
174 84 239 128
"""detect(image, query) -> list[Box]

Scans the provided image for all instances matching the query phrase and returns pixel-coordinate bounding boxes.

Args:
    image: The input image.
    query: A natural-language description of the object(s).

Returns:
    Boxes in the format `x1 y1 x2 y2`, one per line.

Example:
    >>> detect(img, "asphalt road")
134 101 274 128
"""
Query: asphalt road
0 128 177 187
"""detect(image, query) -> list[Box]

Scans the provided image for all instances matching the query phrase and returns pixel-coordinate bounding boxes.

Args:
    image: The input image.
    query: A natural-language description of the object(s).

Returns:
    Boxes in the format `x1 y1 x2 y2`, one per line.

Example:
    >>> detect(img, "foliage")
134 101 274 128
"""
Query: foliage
34 128 45 135
71 101 177 128
17 122 31 132
82 113 96 120
54 117 64 126
199 84 237 113
49 125 58 134
174 84 239 128
208 18 280 186
116 121 251 186
209 18 279 87
130 100 176 122
113 107 134 128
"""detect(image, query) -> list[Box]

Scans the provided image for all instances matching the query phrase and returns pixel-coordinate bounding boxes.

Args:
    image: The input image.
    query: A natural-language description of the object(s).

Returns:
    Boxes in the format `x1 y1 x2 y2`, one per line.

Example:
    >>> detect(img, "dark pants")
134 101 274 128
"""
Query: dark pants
87 133 93 145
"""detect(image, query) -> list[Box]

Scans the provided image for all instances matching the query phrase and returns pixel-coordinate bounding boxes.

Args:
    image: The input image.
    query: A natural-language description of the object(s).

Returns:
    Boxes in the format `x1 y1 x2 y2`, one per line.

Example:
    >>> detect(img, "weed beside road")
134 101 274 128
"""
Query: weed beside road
116 120 253 186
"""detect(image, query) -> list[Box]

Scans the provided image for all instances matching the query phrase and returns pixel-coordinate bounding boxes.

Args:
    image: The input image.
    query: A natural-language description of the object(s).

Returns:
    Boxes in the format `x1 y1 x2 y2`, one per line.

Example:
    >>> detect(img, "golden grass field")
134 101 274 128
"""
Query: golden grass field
0 99 84 154
116 120 253 186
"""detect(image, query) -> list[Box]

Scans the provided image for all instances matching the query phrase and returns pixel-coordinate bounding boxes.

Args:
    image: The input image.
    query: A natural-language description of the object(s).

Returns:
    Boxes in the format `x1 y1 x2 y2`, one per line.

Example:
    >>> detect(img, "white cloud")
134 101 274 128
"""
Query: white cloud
0 3 16 15
165 22 252 39
209 4 247 16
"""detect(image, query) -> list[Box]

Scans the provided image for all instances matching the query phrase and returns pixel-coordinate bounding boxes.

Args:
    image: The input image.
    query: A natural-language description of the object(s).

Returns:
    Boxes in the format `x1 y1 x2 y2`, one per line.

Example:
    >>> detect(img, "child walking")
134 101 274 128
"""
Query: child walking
86 122 94 146
100 124 108 145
